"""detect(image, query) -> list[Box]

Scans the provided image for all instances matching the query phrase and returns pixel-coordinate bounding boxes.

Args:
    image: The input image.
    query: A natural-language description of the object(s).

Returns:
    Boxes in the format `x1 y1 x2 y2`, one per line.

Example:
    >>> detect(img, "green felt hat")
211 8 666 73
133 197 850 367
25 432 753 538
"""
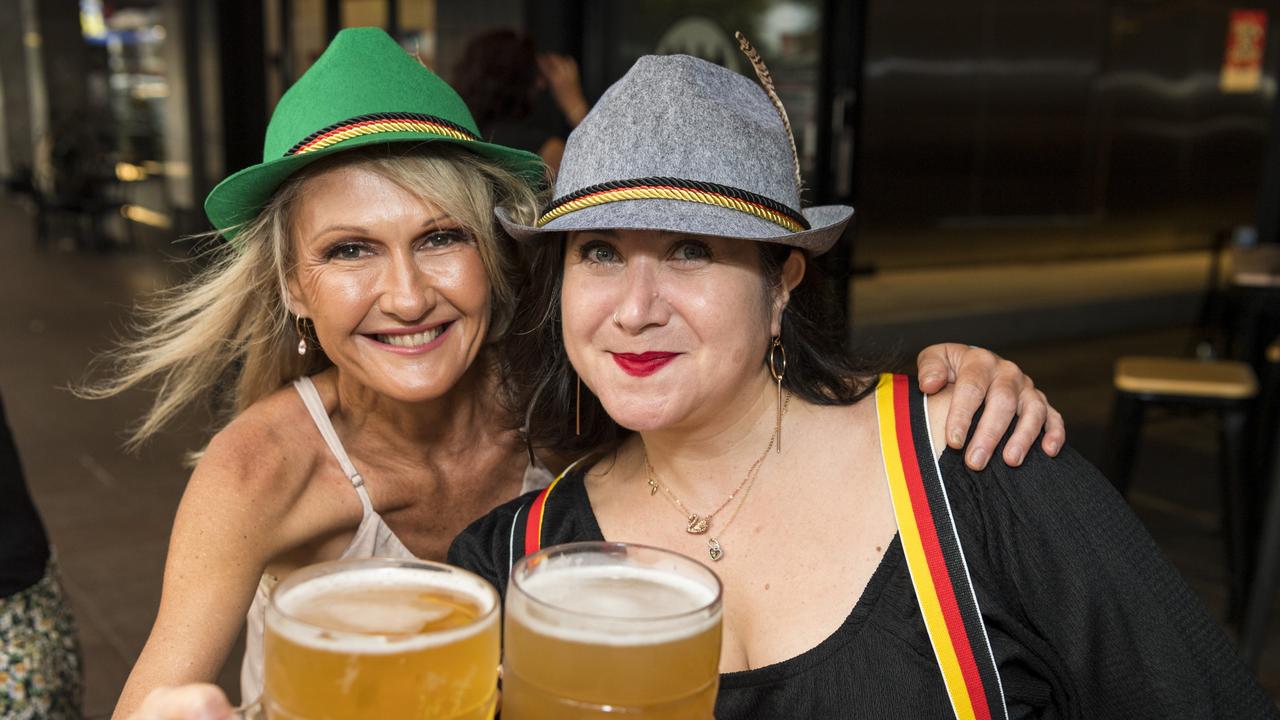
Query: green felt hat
204 27 544 240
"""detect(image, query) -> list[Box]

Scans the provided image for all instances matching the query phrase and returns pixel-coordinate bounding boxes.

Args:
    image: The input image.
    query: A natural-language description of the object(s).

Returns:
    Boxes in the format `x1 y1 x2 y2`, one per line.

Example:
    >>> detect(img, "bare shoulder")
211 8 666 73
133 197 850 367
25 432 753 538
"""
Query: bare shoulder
190 383 323 512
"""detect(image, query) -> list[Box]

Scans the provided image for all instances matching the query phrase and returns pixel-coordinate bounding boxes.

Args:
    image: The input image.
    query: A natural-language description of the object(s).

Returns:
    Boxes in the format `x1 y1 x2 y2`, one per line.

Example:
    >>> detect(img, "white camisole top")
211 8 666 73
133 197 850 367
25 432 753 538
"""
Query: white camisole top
238 376 551 702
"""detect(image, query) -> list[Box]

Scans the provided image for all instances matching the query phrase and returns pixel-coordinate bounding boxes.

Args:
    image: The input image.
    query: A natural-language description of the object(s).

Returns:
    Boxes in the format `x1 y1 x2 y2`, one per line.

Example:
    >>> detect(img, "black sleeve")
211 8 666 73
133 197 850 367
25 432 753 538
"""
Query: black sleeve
0 391 50 598
448 490 539 601
943 442 1277 719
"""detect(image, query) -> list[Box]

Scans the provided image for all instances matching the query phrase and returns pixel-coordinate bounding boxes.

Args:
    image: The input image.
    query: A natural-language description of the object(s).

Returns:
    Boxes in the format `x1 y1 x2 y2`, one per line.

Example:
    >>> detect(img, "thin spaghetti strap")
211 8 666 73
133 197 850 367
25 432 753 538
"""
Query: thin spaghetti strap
293 377 374 513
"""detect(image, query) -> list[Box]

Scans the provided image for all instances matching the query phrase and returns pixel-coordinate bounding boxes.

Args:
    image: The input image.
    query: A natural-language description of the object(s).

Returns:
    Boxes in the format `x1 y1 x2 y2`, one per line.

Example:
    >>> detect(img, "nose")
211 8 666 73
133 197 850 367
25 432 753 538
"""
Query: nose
377 250 436 322
612 259 669 333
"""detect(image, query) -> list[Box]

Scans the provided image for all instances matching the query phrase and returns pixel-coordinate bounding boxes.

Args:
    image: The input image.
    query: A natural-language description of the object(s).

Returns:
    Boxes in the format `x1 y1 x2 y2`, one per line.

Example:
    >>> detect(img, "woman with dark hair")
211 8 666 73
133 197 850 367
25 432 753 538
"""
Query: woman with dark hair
445 50 1277 718
453 29 590 172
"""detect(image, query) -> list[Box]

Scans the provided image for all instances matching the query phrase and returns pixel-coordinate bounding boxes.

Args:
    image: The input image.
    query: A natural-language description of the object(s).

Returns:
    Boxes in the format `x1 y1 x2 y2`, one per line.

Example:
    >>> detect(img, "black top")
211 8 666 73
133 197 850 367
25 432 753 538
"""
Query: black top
0 392 50 598
451 423 1278 719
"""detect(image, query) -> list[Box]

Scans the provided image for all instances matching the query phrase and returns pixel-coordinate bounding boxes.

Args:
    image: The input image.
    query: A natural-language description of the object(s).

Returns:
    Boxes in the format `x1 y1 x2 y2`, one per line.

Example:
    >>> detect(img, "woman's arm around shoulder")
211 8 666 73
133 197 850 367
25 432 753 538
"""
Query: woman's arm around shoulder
112 396 320 718
923 389 1276 718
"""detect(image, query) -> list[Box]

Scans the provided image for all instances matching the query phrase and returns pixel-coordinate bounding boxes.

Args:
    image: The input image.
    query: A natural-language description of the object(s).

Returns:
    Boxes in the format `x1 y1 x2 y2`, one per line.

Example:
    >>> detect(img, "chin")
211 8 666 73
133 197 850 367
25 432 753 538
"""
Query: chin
597 396 684 433
360 365 467 403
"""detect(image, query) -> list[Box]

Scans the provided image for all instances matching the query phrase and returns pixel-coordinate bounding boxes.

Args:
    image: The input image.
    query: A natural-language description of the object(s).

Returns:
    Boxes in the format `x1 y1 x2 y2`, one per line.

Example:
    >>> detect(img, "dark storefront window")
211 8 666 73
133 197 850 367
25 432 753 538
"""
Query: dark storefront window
78 0 174 233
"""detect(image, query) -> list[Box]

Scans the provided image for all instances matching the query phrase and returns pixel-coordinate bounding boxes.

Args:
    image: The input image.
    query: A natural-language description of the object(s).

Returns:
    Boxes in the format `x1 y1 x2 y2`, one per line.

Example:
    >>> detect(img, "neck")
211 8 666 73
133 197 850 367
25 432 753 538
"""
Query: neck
329 357 506 463
636 371 787 509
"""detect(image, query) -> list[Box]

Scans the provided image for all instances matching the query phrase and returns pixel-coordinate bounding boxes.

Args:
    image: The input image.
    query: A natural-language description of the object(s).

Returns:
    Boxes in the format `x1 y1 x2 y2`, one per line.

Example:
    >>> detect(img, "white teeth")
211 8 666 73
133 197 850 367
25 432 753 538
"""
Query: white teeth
377 326 445 347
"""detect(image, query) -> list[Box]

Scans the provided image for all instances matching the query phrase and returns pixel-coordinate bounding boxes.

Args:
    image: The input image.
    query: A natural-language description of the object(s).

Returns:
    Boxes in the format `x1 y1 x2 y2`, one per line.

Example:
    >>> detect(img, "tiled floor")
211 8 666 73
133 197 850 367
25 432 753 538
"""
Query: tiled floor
1 196 1276 716
0 199 242 717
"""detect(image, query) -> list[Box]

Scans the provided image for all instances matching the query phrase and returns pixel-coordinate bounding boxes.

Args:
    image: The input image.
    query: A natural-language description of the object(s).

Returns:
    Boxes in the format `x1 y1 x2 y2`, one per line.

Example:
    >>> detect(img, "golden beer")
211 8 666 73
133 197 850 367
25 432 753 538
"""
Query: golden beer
503 542 723 719
263 558 499 720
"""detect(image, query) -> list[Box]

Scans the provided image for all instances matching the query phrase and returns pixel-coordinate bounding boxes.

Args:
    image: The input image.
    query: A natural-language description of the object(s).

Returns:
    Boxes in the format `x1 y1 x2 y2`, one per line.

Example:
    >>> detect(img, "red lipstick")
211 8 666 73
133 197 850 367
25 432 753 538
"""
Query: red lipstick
611 352 680 377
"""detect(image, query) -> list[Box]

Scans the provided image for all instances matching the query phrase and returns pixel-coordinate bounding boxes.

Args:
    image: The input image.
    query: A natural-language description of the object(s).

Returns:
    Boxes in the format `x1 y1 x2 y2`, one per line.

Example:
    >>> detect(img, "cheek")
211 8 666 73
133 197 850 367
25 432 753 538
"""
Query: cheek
560 274 612 357
437 251 493 319
297 268 378 338
677 276 772 361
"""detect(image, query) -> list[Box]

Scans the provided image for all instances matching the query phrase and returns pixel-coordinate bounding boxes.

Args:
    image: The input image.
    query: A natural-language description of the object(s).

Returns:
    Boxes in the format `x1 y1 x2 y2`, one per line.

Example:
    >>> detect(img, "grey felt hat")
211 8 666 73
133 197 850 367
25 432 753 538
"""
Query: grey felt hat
497 53 853 255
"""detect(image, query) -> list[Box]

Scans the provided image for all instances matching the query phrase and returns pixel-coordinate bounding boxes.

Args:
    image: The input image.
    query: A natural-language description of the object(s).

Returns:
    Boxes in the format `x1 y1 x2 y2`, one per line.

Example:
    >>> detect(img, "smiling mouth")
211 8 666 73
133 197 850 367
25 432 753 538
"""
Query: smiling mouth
371 322 451 348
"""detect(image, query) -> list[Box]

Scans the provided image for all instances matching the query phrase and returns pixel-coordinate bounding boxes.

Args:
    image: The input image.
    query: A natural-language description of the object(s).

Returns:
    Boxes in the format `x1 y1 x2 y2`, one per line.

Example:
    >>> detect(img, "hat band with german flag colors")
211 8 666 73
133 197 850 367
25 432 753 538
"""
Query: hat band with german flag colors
536 176 810 235
204 27 544 242
284 112 480 156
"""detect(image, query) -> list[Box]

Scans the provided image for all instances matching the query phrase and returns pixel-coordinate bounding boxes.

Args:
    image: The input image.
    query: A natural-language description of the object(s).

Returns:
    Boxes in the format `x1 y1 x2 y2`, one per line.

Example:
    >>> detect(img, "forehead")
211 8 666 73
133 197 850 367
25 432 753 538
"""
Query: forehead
292 166 450 231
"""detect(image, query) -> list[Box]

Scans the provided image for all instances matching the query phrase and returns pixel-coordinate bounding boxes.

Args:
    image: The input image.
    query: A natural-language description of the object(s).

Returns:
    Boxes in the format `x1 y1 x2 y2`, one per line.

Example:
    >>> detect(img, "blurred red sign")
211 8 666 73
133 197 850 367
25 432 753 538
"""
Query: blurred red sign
1221 9 1267 93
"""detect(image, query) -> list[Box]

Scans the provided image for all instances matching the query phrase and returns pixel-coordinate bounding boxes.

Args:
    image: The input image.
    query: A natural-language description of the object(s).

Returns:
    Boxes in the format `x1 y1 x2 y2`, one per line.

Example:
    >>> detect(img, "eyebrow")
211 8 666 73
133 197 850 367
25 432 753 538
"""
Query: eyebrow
311 213 456 238
573 229 685 240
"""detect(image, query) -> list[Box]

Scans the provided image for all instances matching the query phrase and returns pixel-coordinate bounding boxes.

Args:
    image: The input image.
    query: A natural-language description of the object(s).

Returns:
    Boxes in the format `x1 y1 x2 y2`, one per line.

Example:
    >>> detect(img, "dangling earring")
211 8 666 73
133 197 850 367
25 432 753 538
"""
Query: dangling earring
575 375 582 436
296 316 308 356
768 336 787 453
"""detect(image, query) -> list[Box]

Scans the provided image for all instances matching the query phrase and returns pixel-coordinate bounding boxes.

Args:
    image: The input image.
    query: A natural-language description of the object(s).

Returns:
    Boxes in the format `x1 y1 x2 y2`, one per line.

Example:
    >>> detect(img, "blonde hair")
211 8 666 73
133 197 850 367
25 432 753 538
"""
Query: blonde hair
81 144 542 450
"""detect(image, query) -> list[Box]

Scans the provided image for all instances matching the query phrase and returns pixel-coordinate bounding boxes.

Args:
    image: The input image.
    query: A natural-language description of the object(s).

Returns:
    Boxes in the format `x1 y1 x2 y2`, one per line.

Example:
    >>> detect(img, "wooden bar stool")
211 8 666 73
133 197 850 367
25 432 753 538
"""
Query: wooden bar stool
1103 356 1259 620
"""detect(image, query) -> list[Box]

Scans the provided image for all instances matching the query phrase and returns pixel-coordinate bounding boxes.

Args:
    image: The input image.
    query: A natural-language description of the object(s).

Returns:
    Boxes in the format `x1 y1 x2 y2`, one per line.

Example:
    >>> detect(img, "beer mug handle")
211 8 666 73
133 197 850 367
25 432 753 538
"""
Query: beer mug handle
232 699 264 720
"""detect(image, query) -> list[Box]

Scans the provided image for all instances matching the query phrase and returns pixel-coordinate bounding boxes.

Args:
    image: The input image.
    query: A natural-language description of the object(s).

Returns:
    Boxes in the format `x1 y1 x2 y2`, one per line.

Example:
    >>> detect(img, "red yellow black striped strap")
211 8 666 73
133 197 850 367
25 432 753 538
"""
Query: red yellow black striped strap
876 373 1007 720
523 473 563 557
516 457 587 561
536 176 810 234
284 112 479 156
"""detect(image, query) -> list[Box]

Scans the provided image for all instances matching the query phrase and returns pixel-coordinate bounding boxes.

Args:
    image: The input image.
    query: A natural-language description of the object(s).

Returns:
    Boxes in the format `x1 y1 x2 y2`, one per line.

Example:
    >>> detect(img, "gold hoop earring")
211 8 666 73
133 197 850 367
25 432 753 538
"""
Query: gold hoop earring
296 316 308 356
575 375 582 436
768 336 787 453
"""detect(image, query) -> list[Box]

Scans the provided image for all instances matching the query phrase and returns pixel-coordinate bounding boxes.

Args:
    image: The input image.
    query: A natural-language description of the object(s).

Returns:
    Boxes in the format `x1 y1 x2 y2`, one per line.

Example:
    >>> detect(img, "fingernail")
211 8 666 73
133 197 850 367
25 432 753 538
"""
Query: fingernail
1005 446 1022 464
1046 440 1060 454
968 448 988 468
949 429 964 446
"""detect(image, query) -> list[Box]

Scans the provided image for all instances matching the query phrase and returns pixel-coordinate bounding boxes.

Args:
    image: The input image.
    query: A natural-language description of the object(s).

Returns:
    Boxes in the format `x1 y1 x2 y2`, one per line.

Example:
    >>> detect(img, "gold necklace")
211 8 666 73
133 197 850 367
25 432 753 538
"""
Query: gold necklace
643 391 790 561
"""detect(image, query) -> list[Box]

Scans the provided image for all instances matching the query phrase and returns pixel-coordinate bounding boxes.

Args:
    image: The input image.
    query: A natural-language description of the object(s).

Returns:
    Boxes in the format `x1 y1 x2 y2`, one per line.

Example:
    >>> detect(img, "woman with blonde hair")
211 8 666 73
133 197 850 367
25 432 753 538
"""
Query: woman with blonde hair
108 29 1064 719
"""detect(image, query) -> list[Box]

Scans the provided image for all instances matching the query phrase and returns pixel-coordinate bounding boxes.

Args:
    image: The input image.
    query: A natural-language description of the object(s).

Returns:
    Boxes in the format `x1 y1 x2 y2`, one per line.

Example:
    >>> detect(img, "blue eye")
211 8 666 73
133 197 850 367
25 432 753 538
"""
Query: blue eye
672 241 711 262
423 230 467 249
580 242 620 265
325 243 366 260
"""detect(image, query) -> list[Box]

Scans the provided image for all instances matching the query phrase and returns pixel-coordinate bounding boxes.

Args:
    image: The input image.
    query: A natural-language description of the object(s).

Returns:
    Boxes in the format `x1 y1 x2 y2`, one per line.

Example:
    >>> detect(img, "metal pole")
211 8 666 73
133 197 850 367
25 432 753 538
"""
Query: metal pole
325 0 341 40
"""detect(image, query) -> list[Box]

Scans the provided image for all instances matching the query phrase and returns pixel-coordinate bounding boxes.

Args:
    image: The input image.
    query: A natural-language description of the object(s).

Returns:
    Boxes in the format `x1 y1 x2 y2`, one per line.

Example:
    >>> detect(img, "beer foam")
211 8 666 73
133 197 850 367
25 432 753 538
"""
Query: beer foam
292 593 454 635
270 566 497 653
509 565 721 646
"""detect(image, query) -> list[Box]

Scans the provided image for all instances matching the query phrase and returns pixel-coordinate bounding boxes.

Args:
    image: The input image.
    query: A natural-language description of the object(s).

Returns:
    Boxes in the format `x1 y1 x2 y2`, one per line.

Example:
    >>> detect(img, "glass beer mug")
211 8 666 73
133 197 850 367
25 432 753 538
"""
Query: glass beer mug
502 542 724 719
260 557 500 719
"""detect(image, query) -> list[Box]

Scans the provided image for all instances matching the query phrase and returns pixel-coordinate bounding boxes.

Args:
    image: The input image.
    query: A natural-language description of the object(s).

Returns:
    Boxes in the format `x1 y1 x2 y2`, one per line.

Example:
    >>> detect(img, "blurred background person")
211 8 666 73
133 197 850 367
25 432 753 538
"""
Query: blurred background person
0 389 82 719
453 29 590 173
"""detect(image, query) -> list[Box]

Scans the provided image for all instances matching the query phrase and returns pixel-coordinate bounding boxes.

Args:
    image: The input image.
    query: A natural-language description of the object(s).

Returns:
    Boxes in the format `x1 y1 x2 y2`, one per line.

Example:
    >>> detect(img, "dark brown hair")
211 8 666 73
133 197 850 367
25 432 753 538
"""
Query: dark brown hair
452 30 540 133
501 236 880 458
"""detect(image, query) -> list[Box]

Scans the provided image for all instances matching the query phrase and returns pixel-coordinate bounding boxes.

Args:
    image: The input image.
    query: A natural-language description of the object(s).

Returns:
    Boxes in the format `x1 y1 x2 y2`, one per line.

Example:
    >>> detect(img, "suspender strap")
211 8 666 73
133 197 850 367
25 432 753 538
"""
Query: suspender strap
523 472 564 557
875 373 1007 720
516 456 587 562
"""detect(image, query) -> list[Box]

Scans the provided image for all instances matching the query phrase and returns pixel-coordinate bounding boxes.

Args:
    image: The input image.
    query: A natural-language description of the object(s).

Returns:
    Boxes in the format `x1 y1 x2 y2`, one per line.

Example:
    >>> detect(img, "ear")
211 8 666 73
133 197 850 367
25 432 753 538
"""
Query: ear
284 272 310 319
769 248 806 336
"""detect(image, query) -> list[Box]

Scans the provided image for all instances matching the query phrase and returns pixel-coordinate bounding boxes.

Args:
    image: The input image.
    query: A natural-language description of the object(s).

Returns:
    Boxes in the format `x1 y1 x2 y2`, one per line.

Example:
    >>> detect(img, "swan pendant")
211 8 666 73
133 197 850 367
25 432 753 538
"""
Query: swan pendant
686 514 710 534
